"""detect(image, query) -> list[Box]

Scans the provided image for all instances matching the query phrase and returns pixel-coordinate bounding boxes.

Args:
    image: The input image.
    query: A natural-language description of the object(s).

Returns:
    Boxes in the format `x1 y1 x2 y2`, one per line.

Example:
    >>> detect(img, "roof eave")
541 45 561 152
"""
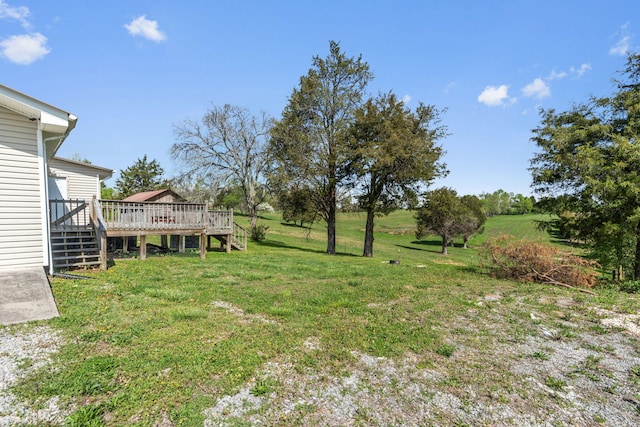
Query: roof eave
0 85 77 157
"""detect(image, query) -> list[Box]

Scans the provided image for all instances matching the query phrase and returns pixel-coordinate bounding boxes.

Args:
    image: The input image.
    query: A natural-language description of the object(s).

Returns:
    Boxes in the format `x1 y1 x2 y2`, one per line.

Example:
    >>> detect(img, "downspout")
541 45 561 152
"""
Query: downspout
37 122 51 274
41 113 77 275
41 133 67 275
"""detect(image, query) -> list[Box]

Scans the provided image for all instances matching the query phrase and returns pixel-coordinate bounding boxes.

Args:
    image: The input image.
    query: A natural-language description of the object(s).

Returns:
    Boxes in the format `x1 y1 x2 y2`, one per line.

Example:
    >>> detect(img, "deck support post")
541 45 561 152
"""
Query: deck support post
122 236 128 254
100 232 107 270
200 233 206 259
178 236 185 253
226 234 232 253
140 235 147 260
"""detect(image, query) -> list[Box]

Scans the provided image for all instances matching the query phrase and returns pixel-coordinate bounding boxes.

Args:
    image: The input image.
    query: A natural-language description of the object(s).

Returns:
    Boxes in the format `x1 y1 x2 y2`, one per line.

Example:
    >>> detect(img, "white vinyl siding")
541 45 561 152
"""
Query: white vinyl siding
49 158 100 201
0 107 44 271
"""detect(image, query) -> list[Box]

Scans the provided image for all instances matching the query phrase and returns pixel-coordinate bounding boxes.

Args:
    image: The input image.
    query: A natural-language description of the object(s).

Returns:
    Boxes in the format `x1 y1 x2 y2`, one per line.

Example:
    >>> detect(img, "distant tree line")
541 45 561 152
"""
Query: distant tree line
478 189 536 216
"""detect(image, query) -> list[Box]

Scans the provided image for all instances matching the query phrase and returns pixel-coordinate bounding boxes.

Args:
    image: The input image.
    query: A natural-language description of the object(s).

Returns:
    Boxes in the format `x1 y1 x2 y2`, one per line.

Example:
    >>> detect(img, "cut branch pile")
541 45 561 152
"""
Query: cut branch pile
480 236 598 294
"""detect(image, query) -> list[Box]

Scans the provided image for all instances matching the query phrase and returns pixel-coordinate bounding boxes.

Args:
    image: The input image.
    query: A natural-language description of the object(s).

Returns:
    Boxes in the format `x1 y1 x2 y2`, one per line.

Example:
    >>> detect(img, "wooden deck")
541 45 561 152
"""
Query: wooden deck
99 200 233 236
49 198 246 270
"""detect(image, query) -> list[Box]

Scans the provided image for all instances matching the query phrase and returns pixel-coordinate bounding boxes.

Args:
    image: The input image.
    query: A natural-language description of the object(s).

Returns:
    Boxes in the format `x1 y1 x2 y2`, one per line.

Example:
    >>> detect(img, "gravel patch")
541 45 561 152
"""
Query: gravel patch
203 298 640 426
2 297 639 426
0 325 67 426
212 300 277 324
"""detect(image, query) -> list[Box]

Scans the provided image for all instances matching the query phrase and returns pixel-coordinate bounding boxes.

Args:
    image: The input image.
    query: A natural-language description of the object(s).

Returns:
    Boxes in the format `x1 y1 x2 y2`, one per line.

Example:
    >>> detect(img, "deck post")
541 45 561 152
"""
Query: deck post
140 235 147 260
100 232 108 270
226 234 232 253
178 236 185 253
200 233 206 259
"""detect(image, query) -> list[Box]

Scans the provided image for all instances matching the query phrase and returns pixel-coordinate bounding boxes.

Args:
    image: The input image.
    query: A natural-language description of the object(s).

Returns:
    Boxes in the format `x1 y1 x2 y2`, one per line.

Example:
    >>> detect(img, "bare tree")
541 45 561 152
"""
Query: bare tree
172 104 271 237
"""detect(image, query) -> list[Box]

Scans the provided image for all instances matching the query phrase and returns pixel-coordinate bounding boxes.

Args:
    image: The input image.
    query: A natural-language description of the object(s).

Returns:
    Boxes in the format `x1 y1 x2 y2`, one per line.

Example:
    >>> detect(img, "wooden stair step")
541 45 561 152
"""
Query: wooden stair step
54 260 102 269
51 227 101 270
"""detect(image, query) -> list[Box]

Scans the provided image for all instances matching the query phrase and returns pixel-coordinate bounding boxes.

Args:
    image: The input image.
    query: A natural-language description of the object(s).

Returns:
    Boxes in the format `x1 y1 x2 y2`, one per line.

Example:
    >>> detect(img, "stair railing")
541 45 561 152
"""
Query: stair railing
233 222 248 251
90 196 108 270
49 199 90 230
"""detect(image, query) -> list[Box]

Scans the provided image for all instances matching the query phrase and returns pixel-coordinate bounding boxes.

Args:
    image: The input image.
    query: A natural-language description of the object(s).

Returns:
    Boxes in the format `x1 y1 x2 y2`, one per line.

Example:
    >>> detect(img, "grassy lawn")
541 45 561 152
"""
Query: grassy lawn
6 211 640 426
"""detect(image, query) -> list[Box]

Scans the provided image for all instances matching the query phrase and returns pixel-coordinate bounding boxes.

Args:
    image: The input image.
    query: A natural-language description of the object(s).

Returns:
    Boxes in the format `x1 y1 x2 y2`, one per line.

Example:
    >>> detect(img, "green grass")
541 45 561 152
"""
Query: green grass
8 211 640 425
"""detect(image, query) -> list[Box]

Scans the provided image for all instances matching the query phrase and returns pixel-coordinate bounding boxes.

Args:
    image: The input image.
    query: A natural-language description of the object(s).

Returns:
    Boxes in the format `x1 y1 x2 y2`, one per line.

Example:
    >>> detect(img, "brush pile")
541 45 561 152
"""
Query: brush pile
481 236 599 293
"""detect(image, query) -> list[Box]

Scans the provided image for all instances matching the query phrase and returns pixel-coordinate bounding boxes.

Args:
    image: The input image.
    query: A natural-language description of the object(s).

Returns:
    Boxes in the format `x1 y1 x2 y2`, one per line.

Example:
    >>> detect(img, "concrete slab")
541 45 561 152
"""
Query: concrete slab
0 268 59 325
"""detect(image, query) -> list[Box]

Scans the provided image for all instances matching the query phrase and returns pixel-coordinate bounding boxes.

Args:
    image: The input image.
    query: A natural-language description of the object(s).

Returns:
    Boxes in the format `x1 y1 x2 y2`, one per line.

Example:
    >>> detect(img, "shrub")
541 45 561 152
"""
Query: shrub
619 281 640 294
256 202 275 213
435 343 456 358
480 235 599 291
251 224 269 241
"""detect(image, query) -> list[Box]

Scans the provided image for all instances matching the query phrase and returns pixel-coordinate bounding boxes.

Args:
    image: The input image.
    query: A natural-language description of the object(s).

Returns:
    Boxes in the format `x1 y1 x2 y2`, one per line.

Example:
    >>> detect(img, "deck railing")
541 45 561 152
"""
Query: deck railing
207 209 233 233
49 199 91 229
99 200 233 233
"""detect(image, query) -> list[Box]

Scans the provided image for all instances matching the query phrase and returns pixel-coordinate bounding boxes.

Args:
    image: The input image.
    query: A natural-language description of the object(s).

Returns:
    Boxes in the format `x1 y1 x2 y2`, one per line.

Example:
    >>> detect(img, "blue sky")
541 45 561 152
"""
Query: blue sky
1 1 636 196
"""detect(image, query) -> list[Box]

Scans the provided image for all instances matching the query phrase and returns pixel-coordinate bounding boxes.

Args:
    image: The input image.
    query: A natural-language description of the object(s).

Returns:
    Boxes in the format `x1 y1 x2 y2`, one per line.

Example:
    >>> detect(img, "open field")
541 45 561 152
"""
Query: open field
2 212 640 426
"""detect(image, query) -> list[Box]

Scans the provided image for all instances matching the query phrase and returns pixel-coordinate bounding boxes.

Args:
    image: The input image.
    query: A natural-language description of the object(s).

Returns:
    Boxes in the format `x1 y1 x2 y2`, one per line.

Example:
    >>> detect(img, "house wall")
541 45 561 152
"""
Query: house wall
0 107 45 271
49 158 100 201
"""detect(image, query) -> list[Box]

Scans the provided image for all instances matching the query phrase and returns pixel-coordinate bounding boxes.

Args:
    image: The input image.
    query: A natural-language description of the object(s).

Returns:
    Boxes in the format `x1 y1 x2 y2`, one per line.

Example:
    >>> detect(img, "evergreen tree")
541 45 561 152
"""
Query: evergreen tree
347 92 448 257
115 155 168 199
415 188 464 255
268 41 373 254
530 53 640 279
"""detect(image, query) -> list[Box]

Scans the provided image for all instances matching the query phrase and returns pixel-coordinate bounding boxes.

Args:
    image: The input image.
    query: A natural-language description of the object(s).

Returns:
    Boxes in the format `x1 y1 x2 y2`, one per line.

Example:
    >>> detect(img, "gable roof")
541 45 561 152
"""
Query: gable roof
122 189 186 202
0 84 77 158
51 157 113 180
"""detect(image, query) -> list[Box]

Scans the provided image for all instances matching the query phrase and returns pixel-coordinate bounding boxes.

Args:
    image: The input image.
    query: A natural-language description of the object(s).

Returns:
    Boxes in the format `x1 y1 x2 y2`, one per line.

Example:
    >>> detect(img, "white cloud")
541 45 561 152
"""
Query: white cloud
443 81 457 94
401 94 411 104
570 63 591 77
547 69 567 80
0 32 49 65
477 85 513 107
522 78 551 99
610 23 632 56
125 15 166 42
610 36 630 56
0 0 30 29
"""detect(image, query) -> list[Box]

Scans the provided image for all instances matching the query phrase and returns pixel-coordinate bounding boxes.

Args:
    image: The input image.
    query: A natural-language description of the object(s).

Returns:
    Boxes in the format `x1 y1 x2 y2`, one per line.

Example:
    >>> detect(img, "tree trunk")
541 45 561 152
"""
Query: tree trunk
248 204 258 238
363 208 375 257
244 183 258 239
326 184 337 254
441 235 448 255
634 228 640 280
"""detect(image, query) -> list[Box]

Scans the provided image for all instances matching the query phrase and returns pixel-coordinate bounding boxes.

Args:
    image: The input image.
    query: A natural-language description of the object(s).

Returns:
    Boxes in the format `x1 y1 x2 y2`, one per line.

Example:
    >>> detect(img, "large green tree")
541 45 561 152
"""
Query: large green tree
268 41 373 254
279 187 318 228
530 53 640 279
115 155 168 199
459 195 486 248
415 187 467 255
172 104 271 239
347 92 448 257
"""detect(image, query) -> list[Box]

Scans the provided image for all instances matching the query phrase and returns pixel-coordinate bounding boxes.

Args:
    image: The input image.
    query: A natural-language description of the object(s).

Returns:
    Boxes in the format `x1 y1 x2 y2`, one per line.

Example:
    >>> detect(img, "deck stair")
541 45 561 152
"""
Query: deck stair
213 222 247 251
50 228 101 270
